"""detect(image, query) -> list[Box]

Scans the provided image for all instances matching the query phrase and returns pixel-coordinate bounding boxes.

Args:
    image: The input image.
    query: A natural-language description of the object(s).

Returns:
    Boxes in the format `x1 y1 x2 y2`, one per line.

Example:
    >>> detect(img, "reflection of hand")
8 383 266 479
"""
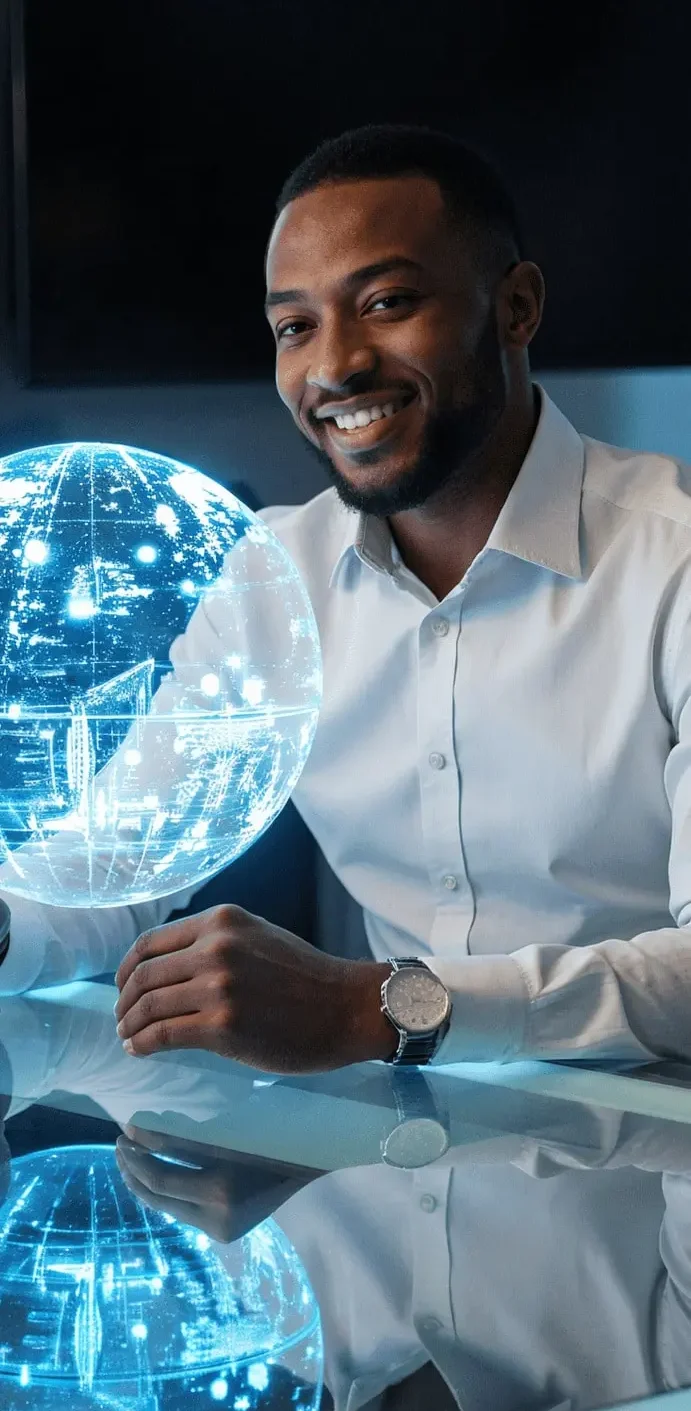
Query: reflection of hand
114 904 396 1073
115 1124 319 1243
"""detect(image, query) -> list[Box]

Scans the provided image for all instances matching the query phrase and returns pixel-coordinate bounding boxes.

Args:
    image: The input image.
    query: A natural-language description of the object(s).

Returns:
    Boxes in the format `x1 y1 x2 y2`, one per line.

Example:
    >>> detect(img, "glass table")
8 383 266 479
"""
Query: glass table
4 979 691 1410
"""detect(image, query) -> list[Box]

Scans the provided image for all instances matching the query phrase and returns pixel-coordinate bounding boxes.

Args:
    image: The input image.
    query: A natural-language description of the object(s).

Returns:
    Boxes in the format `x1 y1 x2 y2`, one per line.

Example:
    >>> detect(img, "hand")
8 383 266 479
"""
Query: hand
115 1123 318 1243
114 904 397 1073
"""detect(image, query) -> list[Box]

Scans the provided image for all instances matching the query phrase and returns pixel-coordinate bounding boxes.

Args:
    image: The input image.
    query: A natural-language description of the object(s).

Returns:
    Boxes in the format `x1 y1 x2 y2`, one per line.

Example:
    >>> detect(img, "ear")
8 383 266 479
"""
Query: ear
498 261 545 351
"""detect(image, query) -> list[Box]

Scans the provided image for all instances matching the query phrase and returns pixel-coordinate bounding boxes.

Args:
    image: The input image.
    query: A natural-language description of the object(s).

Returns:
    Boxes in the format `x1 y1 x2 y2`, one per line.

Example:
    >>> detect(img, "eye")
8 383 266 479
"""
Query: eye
367 293 417 313
275 320 310 342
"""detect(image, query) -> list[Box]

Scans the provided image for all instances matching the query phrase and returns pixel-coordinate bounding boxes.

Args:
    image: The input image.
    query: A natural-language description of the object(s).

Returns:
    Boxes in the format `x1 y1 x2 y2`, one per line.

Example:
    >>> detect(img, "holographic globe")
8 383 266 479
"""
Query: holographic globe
0 443 321 906
0 1145 323 1408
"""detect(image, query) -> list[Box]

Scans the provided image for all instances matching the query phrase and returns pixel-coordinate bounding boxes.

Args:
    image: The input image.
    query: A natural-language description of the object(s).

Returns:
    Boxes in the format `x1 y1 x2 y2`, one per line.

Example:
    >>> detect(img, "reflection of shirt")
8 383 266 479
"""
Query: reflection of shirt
277 1162 674 1411
5 388 691 1063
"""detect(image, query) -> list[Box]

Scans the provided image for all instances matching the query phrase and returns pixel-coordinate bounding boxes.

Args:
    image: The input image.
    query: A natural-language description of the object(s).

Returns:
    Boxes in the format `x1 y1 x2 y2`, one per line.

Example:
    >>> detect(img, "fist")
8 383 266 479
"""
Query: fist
114 904 396 1074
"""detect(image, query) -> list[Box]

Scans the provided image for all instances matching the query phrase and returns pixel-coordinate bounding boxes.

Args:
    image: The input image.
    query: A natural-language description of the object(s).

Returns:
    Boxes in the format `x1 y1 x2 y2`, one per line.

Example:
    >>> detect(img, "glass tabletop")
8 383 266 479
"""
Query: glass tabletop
4 981 691 1410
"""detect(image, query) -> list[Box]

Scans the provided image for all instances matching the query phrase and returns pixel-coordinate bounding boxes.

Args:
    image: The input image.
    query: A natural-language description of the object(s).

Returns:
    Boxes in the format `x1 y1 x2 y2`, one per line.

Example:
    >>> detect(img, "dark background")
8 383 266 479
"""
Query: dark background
10 0 691 386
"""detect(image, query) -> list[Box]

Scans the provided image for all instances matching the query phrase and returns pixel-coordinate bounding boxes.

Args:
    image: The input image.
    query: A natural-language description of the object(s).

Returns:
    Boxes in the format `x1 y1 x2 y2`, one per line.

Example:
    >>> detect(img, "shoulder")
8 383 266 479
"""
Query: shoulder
582 435 691 537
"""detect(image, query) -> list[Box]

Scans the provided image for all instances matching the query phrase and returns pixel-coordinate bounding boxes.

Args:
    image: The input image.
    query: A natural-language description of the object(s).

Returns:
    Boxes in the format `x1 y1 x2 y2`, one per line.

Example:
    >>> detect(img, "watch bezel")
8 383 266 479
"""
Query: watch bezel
383 964 451 1036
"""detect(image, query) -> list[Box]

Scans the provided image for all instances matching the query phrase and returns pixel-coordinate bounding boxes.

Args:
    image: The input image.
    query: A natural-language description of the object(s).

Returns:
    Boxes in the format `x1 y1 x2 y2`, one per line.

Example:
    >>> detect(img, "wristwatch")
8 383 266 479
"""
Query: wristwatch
380 958 451 1066
0 900 9 967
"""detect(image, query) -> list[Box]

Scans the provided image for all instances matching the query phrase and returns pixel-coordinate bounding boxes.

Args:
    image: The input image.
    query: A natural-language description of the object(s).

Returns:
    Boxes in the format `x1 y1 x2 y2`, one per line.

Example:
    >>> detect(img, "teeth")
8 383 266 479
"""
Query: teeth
333 399 404 431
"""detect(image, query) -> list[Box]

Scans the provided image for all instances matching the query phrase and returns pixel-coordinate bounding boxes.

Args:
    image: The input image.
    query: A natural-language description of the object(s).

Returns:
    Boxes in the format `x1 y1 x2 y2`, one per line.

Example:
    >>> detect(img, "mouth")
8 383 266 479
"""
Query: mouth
321 393 418 453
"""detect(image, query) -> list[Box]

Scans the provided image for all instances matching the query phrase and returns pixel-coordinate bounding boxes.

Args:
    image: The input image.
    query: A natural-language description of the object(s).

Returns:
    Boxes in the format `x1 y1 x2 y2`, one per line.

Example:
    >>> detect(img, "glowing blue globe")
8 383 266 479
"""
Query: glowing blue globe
0 443 321 906
0 1145 323 1408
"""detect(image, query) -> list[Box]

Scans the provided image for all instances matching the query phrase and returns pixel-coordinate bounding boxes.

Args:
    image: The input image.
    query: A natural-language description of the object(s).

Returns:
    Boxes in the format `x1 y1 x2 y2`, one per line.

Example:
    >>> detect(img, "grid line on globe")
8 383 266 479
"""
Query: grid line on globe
0 444 322 907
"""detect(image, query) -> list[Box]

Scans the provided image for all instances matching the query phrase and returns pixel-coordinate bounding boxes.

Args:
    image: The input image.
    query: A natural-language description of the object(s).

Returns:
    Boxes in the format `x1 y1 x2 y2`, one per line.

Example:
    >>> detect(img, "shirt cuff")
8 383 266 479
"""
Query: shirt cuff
424 953 529 1063
0 895 49 995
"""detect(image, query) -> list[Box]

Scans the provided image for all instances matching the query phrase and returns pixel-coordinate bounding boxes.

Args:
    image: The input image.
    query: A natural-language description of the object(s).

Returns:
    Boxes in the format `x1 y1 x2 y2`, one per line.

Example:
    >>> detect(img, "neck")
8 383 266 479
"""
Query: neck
388 383 540 601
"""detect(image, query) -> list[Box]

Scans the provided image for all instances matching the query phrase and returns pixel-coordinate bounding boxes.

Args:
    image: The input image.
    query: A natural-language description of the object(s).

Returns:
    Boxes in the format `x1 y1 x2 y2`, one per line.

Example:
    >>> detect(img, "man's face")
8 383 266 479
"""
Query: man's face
265 175 510 516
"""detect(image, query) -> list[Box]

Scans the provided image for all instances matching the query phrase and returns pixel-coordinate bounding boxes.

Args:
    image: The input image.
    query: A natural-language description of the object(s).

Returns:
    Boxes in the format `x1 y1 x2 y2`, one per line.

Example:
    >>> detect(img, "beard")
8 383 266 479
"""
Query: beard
301 312 508 518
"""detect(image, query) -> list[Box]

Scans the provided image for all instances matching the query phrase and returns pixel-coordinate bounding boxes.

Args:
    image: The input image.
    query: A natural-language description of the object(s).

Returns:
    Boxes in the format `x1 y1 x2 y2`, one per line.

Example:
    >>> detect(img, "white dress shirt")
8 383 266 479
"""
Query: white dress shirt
4 388 691 1065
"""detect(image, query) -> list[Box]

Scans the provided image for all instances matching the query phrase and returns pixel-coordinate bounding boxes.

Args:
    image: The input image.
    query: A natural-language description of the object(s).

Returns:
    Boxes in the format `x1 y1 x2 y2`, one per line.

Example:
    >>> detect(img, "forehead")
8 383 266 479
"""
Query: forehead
266 175 455 292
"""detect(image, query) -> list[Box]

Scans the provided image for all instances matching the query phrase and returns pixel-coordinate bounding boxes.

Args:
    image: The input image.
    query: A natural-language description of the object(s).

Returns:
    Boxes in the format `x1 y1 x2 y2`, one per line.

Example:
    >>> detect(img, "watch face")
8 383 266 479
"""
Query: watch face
386 966 449 1034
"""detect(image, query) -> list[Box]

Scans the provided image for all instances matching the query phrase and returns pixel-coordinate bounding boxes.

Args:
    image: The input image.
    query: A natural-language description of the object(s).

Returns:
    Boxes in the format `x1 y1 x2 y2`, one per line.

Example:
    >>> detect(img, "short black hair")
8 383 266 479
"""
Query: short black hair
273 123 524 275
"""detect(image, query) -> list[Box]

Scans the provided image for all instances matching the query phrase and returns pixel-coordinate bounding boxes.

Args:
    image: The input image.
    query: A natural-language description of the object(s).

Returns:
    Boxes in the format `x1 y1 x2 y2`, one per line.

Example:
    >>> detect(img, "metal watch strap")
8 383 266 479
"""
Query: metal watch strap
385 958 450 1066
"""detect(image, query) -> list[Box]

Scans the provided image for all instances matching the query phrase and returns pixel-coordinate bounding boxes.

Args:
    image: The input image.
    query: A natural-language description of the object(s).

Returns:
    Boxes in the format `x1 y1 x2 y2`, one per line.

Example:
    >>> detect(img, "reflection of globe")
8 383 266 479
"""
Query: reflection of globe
0 1145 323 1408
0 443 321 906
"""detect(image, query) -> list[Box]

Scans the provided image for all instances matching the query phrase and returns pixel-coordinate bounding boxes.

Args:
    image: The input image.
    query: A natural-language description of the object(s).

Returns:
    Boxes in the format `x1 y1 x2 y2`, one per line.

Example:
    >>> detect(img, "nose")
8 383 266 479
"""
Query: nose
306 319 377 394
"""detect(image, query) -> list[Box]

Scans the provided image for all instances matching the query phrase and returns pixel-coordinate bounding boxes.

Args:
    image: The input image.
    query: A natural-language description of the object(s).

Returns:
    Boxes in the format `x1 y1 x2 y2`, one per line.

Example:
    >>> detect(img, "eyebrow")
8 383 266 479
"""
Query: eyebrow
264 257 424 312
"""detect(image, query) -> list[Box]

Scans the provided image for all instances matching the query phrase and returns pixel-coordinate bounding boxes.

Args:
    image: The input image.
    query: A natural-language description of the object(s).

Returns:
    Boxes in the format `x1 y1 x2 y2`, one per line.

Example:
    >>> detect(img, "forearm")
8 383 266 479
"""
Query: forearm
426 926 691 1066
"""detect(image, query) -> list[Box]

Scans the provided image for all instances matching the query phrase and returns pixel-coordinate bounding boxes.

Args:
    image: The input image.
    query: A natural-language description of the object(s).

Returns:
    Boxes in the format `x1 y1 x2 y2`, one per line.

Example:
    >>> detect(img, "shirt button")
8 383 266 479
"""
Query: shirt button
420 1316 443 1335
428 752 446 770
442 874 458 891
419 1194 438 1213
431 619 449 637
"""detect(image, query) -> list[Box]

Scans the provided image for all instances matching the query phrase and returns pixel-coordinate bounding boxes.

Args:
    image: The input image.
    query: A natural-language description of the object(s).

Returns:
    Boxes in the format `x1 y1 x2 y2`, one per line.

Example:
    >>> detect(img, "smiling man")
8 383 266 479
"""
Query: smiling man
4 124 691 1073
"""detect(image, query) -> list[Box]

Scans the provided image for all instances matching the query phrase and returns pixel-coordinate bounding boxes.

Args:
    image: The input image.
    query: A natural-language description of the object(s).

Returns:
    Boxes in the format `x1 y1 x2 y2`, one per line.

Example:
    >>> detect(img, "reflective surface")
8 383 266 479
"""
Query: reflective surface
0 444 321 906
6 981 691 1410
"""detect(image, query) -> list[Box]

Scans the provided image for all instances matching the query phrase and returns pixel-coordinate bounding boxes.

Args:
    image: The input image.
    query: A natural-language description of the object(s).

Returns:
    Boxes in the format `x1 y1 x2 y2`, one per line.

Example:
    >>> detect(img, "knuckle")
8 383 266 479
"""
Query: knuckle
154 1020 172 1049
133 931 154 961
131 959 153 993
138 990 157 1021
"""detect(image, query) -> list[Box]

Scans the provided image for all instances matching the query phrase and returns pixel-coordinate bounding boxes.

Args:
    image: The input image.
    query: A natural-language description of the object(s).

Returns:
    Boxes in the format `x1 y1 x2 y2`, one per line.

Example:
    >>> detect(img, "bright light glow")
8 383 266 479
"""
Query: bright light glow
131 1322 148 1340
180 577 195 594
23 539 49 564
200 673 220 697
211 1377 229 1400
135 544 157 564
242 677 265 707
7 702 21 720
68 596 96 619
124 748 142 766
247 1362 269 1391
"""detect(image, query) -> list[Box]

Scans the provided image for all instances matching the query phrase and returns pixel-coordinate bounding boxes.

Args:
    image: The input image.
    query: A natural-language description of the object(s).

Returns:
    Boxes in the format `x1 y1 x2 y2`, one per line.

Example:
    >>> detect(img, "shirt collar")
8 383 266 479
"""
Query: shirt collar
329 386 586 589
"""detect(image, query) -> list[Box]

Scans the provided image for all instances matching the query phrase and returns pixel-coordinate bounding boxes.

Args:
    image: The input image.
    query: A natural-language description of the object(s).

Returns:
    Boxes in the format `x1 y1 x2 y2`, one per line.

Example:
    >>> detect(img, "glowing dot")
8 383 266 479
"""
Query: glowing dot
19 1366 30 1387
136 543 157 564
180 578 195 595
247 1363 269 1391
242 677 265 707
69 597 96 619
210 1379 229 1401
195 1232 211 1251
201 673 220 697
234 1399 250 1411
7 703 21 720
225 654 241 669
124 749 142 766
23 539 49 564
131 1322 148 1340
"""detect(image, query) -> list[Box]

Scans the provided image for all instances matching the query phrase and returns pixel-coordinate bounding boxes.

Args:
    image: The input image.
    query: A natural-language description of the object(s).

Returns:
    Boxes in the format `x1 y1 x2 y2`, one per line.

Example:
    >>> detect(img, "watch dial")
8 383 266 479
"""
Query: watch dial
388 968 449 1033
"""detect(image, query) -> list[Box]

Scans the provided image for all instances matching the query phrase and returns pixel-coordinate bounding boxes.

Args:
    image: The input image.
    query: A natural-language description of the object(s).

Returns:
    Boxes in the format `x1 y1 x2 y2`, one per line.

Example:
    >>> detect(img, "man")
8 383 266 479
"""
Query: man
3 123 691 1074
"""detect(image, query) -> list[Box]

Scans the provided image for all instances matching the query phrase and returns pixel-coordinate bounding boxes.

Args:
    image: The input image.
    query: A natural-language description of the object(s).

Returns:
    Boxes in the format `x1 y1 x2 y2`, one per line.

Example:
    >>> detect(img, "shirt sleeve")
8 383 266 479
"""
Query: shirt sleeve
427 596 691 1067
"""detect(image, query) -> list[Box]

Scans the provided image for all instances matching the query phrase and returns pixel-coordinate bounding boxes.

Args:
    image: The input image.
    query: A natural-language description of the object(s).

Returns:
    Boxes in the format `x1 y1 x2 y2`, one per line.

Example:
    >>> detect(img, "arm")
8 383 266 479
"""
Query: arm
425 600 691 1067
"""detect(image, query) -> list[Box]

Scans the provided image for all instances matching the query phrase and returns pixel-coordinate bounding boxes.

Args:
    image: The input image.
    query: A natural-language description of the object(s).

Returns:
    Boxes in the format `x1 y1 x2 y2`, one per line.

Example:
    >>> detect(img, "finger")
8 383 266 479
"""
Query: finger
115 913 205 993
116 1152 203 1225
116 1138 207 1202
117 981 201 1042
122 1124 225 1167
122 1014 214 1058
115 948 201 1023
